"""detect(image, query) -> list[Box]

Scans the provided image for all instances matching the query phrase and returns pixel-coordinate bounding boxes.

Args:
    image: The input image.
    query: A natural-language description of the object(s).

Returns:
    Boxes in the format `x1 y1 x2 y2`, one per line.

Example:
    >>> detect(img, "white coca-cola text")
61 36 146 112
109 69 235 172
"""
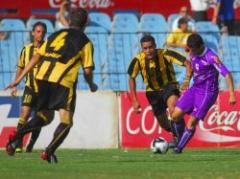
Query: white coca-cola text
49 0 113 8
199 104 240 132
126 106 162 135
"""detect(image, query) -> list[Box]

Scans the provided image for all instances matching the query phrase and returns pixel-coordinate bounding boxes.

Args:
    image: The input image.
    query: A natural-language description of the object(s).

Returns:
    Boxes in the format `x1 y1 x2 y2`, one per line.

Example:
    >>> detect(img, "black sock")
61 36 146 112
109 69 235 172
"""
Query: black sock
171 119 185 141
16 117 45 140
16 123 25 148
17 123 24 130
46 123 72 154
177 127 196 151
156 115 172 132
26 128 41 151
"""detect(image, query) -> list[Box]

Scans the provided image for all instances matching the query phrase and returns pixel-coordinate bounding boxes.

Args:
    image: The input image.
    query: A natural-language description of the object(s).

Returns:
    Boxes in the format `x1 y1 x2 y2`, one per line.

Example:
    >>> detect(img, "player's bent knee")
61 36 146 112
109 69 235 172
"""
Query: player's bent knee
168 107 175 115
171 107 184 122
60 117 73 126
36 111 48 122
36 110 55 125
187 117 199 128
20 109 31 120
43 110 55 124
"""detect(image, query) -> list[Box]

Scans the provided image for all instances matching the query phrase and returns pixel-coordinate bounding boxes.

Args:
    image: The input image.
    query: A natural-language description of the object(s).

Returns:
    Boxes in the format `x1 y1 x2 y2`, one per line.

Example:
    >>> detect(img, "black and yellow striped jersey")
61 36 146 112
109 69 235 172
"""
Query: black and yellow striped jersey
17 43 40 92
128 49 186 91
36 28 94 88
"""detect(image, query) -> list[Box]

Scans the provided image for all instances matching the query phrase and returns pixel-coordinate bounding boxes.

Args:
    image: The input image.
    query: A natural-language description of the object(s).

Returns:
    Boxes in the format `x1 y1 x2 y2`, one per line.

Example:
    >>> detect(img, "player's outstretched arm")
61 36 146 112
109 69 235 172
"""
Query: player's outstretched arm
225 73 236 105
181 59 193 91
129 77 141 113
10 67 23 96
4 54 41 91
83 67 98 92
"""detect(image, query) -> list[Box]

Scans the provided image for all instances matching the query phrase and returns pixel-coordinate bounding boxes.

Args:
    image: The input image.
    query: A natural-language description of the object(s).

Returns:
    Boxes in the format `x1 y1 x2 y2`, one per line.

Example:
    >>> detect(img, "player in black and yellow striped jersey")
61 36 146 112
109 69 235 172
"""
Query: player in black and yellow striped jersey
5 8 97 163
128 35 192 148
12 22 54 153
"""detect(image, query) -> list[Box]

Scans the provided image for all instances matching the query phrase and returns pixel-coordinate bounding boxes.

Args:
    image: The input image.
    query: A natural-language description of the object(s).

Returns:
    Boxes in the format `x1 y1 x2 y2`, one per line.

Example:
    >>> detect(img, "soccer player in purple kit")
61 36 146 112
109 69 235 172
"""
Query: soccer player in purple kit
171 33 236 153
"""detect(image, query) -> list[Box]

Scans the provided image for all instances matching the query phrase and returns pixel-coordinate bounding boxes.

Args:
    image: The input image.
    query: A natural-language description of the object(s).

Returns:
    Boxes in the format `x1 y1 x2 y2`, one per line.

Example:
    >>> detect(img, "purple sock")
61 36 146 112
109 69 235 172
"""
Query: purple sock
172 119 185 140
176 127 195 151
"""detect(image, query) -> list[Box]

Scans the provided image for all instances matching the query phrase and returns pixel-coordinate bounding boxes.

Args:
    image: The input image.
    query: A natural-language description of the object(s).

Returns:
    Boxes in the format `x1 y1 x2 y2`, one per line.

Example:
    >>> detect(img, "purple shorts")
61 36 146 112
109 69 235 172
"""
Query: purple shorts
176 87 218 120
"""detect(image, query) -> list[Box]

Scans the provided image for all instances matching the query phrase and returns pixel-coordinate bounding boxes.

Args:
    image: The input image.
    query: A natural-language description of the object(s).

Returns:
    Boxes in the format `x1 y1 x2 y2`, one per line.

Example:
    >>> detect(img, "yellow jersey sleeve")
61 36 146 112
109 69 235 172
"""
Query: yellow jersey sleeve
163 49 186 66
128 57 140 79
17 47 26 68
80 41 94 68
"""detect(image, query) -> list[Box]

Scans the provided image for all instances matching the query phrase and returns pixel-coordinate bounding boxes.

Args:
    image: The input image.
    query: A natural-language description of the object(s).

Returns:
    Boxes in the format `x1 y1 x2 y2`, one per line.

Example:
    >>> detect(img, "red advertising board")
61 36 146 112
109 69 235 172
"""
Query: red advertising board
1 0 240 21
120 91 240 148
0 0 189 19
0 96 30 148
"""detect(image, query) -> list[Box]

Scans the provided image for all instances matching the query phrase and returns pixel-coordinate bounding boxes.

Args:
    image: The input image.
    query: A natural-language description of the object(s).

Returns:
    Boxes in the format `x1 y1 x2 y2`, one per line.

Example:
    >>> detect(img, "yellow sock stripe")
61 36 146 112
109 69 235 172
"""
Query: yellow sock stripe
37 112 48 122
18 117 26 124
48 125 71 149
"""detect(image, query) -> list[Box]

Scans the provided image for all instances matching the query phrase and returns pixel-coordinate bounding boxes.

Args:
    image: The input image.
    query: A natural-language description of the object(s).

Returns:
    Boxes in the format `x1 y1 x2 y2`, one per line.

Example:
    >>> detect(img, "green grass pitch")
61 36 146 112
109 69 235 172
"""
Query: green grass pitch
0 148 240 179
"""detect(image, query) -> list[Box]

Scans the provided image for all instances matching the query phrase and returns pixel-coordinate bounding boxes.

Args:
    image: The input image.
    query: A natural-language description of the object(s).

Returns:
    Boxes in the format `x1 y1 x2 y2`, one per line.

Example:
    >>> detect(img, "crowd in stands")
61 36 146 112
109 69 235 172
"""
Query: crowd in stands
0 0 239 91
55 0 71 30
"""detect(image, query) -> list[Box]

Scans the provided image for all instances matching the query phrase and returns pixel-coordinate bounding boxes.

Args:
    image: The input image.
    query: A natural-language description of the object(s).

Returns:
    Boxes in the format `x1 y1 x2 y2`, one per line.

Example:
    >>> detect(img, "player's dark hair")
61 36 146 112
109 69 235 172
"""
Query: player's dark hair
140 34 156 46
32 22 47 33
187 33 204 48
69 8 88 28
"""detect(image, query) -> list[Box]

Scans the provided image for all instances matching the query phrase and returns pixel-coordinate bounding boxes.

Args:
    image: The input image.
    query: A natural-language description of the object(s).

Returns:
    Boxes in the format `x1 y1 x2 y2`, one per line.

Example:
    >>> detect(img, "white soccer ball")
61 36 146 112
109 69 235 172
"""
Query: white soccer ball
150 137 169 154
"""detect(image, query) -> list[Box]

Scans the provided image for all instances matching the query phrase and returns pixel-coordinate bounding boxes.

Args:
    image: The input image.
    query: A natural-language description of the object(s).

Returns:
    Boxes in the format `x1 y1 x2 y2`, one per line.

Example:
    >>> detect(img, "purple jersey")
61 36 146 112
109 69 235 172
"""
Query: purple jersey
190 47 229 92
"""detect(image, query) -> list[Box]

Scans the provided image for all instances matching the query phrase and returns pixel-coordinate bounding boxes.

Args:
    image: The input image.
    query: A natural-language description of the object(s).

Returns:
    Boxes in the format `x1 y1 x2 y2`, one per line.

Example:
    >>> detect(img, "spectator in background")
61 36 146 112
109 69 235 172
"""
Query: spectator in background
212 0 235 35
0 31 9 40
166 17 193 49
189 0 209 21
55 0 71 30
172 6 196 32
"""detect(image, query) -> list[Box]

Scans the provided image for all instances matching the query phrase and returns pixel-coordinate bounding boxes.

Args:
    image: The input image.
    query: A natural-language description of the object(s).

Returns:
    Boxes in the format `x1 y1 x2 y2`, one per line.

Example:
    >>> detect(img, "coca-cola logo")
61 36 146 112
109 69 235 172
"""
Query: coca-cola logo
49 0 113 9
125 106 162 135
199 104 240 132
196 104 240 143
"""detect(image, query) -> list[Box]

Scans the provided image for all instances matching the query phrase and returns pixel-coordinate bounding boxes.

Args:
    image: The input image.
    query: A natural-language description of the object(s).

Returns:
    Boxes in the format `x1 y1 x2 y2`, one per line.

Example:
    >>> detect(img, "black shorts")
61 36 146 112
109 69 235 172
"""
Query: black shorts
22 86 38 108
37 80 76 112
146 84 180 116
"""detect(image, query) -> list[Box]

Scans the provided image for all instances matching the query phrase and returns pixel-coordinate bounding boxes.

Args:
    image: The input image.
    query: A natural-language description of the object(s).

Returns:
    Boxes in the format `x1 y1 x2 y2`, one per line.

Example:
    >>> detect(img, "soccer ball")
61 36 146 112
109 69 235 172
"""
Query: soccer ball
150 137 169 154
